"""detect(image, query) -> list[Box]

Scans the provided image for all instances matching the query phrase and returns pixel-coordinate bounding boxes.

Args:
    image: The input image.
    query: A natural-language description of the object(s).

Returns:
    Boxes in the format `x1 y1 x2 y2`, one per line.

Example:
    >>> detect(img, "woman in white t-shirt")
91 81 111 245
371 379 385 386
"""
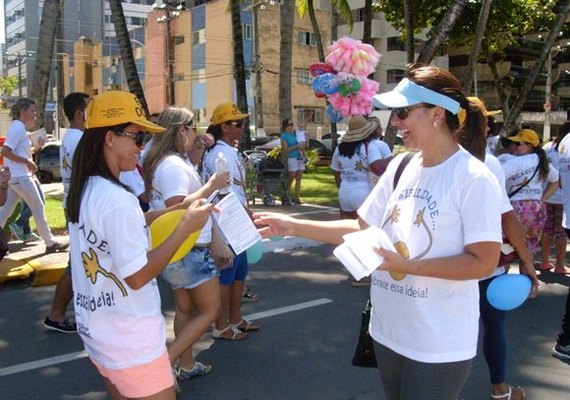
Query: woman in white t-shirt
143 107 229 380
502 129 559 256
0 98 65 253
67 91 212 399
253 65 502 400
331 116 392 219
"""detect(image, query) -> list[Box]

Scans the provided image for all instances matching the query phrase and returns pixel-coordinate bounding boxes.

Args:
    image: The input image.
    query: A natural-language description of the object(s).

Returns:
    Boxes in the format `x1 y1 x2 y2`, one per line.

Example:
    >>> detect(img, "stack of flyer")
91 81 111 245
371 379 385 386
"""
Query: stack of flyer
333 226 396 281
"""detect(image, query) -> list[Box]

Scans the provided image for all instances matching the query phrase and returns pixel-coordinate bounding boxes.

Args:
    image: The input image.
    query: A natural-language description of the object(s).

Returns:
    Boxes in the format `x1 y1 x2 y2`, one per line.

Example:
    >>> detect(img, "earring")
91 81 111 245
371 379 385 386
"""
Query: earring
433 121 438 128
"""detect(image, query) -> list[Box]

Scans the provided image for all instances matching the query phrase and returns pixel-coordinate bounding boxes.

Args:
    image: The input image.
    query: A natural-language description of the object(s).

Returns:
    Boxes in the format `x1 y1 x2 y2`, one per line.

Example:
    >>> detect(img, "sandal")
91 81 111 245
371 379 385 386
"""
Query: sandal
554 266 570 275
491 386 526 400
537 262 554 271
230 319 261 332
45 242 69 254
242 287 260 303
212 325 248 340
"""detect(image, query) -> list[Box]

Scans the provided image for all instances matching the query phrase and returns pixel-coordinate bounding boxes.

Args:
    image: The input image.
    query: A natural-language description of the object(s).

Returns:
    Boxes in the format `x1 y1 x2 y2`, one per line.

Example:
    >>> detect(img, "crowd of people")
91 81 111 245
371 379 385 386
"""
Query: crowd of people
1 62 570 399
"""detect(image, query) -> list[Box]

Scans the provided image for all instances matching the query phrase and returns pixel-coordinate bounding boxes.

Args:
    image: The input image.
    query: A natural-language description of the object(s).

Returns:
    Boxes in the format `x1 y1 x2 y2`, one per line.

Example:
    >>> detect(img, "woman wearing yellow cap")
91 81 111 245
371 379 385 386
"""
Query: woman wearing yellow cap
501 129 559 260
67 91 213 398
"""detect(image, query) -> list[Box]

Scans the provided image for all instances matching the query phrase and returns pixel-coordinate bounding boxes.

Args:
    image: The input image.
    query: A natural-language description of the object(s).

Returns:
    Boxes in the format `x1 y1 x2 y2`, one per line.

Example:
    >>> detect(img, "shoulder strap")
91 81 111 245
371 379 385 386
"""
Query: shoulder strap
508 164 539 198
393 151 416 190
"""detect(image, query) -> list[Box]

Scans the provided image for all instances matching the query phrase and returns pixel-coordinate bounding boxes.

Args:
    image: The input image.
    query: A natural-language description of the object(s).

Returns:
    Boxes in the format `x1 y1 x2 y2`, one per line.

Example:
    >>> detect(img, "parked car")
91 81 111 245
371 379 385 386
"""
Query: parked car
254 138 332 166
36 141 61 184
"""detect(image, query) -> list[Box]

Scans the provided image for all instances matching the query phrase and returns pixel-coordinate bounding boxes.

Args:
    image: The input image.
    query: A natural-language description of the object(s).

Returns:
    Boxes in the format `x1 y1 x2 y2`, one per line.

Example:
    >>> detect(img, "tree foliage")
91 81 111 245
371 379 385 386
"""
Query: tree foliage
0 76 19 97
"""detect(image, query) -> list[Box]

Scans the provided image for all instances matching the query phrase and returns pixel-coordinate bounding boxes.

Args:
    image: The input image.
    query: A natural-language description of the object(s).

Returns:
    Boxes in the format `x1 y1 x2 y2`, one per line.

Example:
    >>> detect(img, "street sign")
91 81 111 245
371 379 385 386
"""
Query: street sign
45 101 56 112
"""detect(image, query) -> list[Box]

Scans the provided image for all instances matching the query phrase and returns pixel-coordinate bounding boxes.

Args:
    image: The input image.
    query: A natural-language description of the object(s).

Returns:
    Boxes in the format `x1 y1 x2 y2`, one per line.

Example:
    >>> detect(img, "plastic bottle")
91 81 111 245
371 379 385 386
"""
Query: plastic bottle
215 152 230 194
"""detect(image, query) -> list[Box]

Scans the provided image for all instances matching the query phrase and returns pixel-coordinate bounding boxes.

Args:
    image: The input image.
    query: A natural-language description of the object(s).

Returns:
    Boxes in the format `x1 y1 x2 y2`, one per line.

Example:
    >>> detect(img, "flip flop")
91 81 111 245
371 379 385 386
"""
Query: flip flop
231 319 261 332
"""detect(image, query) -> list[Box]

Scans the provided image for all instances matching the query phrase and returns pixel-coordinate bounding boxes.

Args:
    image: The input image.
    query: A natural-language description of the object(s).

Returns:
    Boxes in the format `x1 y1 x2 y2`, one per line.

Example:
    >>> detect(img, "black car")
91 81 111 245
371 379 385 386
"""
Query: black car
36 142 61 184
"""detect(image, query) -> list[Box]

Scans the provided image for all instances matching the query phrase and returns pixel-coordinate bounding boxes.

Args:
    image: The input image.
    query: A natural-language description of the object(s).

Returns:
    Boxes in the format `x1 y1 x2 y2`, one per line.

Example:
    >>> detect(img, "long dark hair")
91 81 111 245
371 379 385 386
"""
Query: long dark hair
408 64 486 161
555 121 570 151
532 145 550 181
67 124 130 223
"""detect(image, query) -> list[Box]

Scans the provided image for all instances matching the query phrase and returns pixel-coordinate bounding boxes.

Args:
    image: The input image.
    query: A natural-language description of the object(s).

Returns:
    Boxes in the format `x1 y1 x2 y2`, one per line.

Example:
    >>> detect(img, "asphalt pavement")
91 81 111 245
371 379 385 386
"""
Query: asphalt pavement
1 184 570 399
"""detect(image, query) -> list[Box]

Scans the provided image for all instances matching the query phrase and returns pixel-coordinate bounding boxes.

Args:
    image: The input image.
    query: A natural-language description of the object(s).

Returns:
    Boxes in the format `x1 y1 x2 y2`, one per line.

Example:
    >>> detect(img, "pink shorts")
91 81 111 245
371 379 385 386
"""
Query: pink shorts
91 350 174 398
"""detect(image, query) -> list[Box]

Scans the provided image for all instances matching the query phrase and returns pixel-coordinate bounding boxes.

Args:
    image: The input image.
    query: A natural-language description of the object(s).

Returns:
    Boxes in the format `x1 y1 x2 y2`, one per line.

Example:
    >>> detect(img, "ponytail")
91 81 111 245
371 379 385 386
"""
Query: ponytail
456 98 487 162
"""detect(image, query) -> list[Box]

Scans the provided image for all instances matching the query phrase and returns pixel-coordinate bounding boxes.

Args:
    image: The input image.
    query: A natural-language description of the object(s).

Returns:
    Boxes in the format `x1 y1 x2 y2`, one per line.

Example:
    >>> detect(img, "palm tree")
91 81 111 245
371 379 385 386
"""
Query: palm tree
230 0 251 150
501 0 570 133
416 0 469 63
30 0 62 130
279 0 295 123
462 0 492 94
109 0 149 116
403 0 414 63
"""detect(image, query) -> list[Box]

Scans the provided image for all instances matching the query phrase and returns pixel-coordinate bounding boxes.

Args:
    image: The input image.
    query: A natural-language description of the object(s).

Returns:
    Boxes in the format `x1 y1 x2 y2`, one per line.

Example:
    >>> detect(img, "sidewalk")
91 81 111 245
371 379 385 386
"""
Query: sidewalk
0 182 339 288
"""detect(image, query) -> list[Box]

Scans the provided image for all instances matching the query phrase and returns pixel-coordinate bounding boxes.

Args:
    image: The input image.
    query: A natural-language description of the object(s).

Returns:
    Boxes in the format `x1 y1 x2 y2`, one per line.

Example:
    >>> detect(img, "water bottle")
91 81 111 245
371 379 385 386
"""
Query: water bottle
215 152 230 194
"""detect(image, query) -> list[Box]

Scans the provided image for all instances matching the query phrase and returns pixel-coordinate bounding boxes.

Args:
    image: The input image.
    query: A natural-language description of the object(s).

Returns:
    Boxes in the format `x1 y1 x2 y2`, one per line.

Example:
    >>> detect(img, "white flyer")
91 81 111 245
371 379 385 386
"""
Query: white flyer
212 192 261 255
333 226 396 281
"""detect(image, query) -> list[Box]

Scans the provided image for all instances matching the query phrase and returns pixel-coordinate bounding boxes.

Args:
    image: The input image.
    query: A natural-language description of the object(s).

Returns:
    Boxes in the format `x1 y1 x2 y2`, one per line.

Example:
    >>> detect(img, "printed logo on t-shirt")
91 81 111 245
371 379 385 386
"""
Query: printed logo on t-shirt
82 248 127 297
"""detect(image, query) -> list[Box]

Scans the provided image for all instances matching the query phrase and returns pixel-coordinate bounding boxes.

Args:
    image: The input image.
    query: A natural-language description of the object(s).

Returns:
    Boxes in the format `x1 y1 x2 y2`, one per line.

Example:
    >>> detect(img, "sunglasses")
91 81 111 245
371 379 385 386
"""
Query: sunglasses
393 104 426 120
115 130 146 147
229 120 244 128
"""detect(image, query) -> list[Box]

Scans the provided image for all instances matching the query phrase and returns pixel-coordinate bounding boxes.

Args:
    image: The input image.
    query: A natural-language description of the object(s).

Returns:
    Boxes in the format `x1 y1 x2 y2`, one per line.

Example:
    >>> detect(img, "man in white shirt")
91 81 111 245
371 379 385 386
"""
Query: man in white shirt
43 92 90 334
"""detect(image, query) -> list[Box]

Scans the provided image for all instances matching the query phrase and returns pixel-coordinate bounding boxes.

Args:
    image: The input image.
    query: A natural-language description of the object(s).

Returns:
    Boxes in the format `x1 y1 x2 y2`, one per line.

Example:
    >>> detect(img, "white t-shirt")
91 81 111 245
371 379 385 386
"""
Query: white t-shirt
358 149 502 363
485 151 513 214
60 128 83 207
331 140 391 187
558 135 570 228
202 141 248 206
4 120 31 177
149 154 212 244
502 153 559 201
543 142 563 204
119 169 146 198
69 176 165 370
295 130 307 144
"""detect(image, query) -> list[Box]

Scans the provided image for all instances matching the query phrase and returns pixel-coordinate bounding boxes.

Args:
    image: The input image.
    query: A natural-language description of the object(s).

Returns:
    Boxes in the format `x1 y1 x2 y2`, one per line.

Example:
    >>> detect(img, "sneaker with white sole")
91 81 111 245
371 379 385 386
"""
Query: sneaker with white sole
177 361 212 380
552 343 570 361
9 223 25 241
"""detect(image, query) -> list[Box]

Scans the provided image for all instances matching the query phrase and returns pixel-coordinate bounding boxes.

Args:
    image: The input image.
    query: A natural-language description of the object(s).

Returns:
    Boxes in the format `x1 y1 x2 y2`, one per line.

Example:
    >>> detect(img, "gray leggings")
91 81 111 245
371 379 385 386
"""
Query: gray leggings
373 341 472 400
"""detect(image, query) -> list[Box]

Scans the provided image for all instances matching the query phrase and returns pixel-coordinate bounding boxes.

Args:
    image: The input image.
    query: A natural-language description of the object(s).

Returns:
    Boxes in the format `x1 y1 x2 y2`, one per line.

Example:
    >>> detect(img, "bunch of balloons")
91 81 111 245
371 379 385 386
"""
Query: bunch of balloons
310 37 381 122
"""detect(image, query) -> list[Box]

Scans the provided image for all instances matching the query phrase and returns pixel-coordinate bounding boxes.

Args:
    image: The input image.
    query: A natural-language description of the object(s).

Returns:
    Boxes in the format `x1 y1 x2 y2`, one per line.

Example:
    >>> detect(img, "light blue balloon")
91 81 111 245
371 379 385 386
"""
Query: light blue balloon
326 104 344 123
319 73 339 95
246 240 263 265
486 274 531 311
269 235 282 241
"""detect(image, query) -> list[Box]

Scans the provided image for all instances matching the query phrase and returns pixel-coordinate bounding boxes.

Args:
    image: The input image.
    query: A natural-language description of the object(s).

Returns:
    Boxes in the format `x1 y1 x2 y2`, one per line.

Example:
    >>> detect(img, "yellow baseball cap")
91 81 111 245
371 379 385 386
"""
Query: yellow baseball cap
85 91 165 133
210 102 249 125
458 96 501 126
509 129 540 147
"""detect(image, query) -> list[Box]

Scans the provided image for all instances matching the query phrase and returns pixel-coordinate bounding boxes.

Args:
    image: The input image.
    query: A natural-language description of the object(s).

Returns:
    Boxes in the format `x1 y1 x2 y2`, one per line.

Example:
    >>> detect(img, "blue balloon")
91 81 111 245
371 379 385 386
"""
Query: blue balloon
318 73 339 95
246 240 263 265
326 104 344 123
312 77 321 93
486 274 531 311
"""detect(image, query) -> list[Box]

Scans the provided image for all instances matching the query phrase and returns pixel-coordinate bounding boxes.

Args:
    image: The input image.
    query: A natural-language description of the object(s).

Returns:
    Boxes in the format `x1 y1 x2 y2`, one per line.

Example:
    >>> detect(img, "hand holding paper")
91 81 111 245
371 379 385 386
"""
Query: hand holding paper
333 226 396 281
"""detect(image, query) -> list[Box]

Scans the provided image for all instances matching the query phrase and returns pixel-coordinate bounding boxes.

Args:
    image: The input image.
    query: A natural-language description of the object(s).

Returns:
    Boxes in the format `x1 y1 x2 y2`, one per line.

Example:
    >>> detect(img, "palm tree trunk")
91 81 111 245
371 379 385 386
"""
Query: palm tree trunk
362 0 373 45
403 0 414 64
30 0 62 130
109 0 149 116
416 0 469 64
463 0 492 94
230 0 251 150
501 1 570 134
279 0 295 122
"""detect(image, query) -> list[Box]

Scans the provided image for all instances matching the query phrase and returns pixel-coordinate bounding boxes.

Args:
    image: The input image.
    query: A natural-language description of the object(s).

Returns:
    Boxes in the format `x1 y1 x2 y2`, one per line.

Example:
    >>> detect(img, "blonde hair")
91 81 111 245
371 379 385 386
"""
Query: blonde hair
142 107 194 195
10 97 35 120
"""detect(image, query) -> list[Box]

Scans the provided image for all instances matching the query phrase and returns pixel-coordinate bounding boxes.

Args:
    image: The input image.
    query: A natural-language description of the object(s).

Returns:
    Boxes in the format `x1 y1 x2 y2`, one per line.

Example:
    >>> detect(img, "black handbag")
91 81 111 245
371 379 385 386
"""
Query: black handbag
351 299 378 368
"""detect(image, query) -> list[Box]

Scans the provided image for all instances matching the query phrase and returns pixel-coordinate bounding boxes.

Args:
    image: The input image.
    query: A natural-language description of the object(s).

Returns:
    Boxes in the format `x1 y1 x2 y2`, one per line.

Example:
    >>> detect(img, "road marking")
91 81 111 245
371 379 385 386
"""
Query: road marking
0 298 333 377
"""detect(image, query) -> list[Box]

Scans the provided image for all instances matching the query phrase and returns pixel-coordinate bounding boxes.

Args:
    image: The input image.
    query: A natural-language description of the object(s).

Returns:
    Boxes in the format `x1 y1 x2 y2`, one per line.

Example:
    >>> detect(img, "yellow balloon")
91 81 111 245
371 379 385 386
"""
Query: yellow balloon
150 210 201 263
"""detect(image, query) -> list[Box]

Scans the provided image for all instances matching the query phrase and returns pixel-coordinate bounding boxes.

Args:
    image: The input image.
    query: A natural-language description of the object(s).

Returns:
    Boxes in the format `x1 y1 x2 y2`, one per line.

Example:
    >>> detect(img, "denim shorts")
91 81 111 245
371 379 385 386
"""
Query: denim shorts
161 246 219 290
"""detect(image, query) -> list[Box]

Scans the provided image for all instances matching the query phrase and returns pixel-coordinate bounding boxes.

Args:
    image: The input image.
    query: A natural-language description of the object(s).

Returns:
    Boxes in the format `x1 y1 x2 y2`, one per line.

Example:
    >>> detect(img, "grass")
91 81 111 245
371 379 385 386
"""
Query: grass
32 195 67 235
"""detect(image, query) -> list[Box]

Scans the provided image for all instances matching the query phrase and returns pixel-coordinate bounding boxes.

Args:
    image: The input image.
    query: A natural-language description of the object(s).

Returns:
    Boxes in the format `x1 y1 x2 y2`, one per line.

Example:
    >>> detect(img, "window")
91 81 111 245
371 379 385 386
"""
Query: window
296 69 311 85
243 24 253 40
192 30 205 45
174 35 185 45
387 69 405 84
387 36 404 52
296 108 323 123
298 31 316 46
